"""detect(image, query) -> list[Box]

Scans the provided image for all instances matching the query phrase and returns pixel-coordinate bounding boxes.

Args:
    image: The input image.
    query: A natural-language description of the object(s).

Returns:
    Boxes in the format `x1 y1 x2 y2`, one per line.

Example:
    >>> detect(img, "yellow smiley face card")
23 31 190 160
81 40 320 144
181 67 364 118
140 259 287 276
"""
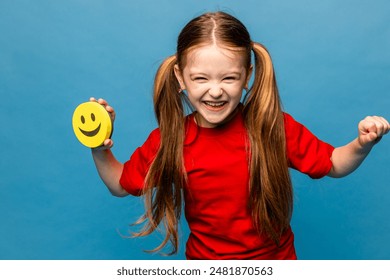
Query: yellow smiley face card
72 102 113 148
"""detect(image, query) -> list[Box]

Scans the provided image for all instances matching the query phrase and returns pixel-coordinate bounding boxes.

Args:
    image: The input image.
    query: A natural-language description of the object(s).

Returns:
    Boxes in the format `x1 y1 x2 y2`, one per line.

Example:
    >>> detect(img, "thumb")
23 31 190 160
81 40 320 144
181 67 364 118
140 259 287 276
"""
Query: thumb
92 139 114 151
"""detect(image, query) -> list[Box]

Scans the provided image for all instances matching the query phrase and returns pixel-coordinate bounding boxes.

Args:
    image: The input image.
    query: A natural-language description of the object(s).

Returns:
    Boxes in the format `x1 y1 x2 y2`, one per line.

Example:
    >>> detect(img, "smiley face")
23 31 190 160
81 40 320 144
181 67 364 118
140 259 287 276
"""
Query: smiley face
72 101 113 148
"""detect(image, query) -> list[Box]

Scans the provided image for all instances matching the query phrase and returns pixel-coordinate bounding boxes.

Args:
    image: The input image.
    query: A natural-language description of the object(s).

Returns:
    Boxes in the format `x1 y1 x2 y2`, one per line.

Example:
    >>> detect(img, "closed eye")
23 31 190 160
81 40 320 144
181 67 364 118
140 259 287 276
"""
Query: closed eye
193 77 208 82
223 76 240 82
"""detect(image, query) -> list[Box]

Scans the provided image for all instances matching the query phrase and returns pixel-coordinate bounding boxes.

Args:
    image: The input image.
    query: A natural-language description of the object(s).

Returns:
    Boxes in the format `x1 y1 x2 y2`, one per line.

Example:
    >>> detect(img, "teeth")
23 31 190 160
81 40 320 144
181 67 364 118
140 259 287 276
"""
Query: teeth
204 101 225 107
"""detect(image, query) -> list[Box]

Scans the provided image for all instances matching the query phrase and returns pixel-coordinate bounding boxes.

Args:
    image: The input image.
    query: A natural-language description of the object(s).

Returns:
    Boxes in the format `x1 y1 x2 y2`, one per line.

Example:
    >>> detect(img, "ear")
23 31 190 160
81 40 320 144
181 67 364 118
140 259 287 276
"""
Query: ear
245 64 254 89
174 64 186 90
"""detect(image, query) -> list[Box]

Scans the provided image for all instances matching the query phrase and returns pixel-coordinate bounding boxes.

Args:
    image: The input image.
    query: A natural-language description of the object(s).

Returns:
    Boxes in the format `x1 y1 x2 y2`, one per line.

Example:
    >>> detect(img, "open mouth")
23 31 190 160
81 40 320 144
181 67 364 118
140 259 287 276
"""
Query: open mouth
203 101 227 108
79 123 101 137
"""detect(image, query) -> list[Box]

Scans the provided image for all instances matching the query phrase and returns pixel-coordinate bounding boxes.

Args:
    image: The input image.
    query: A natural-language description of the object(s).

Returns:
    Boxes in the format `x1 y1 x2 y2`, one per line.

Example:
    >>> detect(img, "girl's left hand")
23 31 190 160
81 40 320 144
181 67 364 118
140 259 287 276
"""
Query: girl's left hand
358 116 390 147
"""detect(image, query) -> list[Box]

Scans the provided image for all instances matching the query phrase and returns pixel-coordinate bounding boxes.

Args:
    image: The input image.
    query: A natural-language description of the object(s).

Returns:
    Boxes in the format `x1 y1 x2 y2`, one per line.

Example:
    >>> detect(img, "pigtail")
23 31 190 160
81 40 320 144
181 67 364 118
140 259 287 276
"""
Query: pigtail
133 55 186 255
131 11 293 255
243 42 293 244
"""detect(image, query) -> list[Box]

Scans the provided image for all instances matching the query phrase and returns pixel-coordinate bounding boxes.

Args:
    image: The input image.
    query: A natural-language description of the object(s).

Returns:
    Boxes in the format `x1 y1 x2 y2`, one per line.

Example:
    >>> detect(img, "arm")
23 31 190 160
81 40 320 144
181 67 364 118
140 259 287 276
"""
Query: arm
328 116 390 178
92 147 128 197
89 98 129 197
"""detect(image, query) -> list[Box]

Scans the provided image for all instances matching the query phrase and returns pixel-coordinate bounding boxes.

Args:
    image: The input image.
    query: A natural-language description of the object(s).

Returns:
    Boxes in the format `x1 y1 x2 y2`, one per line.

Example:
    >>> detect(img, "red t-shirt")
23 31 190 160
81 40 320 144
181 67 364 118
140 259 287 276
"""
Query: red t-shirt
119 111 334 259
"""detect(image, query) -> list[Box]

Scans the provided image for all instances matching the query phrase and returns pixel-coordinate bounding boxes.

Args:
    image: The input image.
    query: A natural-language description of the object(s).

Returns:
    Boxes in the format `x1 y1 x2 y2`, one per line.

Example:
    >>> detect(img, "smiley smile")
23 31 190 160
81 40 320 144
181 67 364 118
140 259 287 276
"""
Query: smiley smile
79 123 101 137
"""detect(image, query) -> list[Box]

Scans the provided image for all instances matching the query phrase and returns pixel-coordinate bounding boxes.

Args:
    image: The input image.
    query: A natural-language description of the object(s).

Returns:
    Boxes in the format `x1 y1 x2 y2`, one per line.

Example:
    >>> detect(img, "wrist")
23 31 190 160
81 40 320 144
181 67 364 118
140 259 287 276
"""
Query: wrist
356 137 374 154
91 147 112 160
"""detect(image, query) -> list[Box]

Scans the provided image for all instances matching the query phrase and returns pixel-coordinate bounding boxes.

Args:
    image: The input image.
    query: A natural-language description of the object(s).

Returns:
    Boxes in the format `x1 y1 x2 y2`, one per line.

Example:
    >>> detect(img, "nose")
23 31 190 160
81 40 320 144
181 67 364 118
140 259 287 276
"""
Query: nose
208 86 223 98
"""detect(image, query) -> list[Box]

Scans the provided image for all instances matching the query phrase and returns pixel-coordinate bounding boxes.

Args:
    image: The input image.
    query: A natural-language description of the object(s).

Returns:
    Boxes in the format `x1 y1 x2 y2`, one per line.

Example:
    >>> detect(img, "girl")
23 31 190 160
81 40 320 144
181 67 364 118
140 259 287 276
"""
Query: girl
91 12 389 259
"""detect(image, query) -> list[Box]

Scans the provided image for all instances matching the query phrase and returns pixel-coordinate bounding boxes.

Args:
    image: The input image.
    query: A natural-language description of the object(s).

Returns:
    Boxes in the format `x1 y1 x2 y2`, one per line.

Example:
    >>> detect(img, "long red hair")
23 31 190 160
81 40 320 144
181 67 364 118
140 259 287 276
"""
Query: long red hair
134 11 292 254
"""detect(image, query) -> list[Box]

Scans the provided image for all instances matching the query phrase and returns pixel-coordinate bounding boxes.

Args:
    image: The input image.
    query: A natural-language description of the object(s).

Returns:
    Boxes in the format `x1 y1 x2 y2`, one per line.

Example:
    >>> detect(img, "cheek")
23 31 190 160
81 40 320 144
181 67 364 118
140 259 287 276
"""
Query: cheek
186 92 199 105
227 85 244 98
186 84 207 98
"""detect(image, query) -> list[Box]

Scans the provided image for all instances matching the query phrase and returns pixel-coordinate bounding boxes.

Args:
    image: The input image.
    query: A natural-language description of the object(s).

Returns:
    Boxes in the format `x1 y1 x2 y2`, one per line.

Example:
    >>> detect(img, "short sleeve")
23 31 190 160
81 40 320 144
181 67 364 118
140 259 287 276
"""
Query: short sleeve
284 113 334 179
119 129 161 196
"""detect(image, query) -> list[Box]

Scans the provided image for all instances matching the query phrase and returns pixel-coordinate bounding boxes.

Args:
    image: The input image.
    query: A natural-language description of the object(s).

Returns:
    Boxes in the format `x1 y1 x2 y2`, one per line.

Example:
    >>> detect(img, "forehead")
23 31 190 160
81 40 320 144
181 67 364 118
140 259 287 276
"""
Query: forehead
183 44 247 70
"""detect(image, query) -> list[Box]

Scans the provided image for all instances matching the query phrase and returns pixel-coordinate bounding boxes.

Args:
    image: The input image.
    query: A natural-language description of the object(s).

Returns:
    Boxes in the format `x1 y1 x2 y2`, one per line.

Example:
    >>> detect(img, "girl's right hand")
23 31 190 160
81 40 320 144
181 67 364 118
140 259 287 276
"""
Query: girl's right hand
89 97 116 150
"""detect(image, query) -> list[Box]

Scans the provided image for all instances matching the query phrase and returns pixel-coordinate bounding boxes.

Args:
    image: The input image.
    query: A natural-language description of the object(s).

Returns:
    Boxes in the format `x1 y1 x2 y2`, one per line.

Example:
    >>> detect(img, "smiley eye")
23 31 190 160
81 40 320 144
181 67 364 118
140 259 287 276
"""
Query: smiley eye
81 115 85 124
91 113 95 121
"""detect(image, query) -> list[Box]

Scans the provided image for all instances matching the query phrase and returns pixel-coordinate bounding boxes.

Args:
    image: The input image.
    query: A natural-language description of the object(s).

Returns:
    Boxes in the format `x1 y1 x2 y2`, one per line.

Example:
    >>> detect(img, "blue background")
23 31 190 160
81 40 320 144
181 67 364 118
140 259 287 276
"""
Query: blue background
1 0 389 260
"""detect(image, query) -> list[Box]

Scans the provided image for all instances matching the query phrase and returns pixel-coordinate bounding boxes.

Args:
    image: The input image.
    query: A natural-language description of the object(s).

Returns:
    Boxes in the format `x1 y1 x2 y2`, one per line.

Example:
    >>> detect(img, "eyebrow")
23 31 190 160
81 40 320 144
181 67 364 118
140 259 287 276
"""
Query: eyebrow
189 71 243 77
